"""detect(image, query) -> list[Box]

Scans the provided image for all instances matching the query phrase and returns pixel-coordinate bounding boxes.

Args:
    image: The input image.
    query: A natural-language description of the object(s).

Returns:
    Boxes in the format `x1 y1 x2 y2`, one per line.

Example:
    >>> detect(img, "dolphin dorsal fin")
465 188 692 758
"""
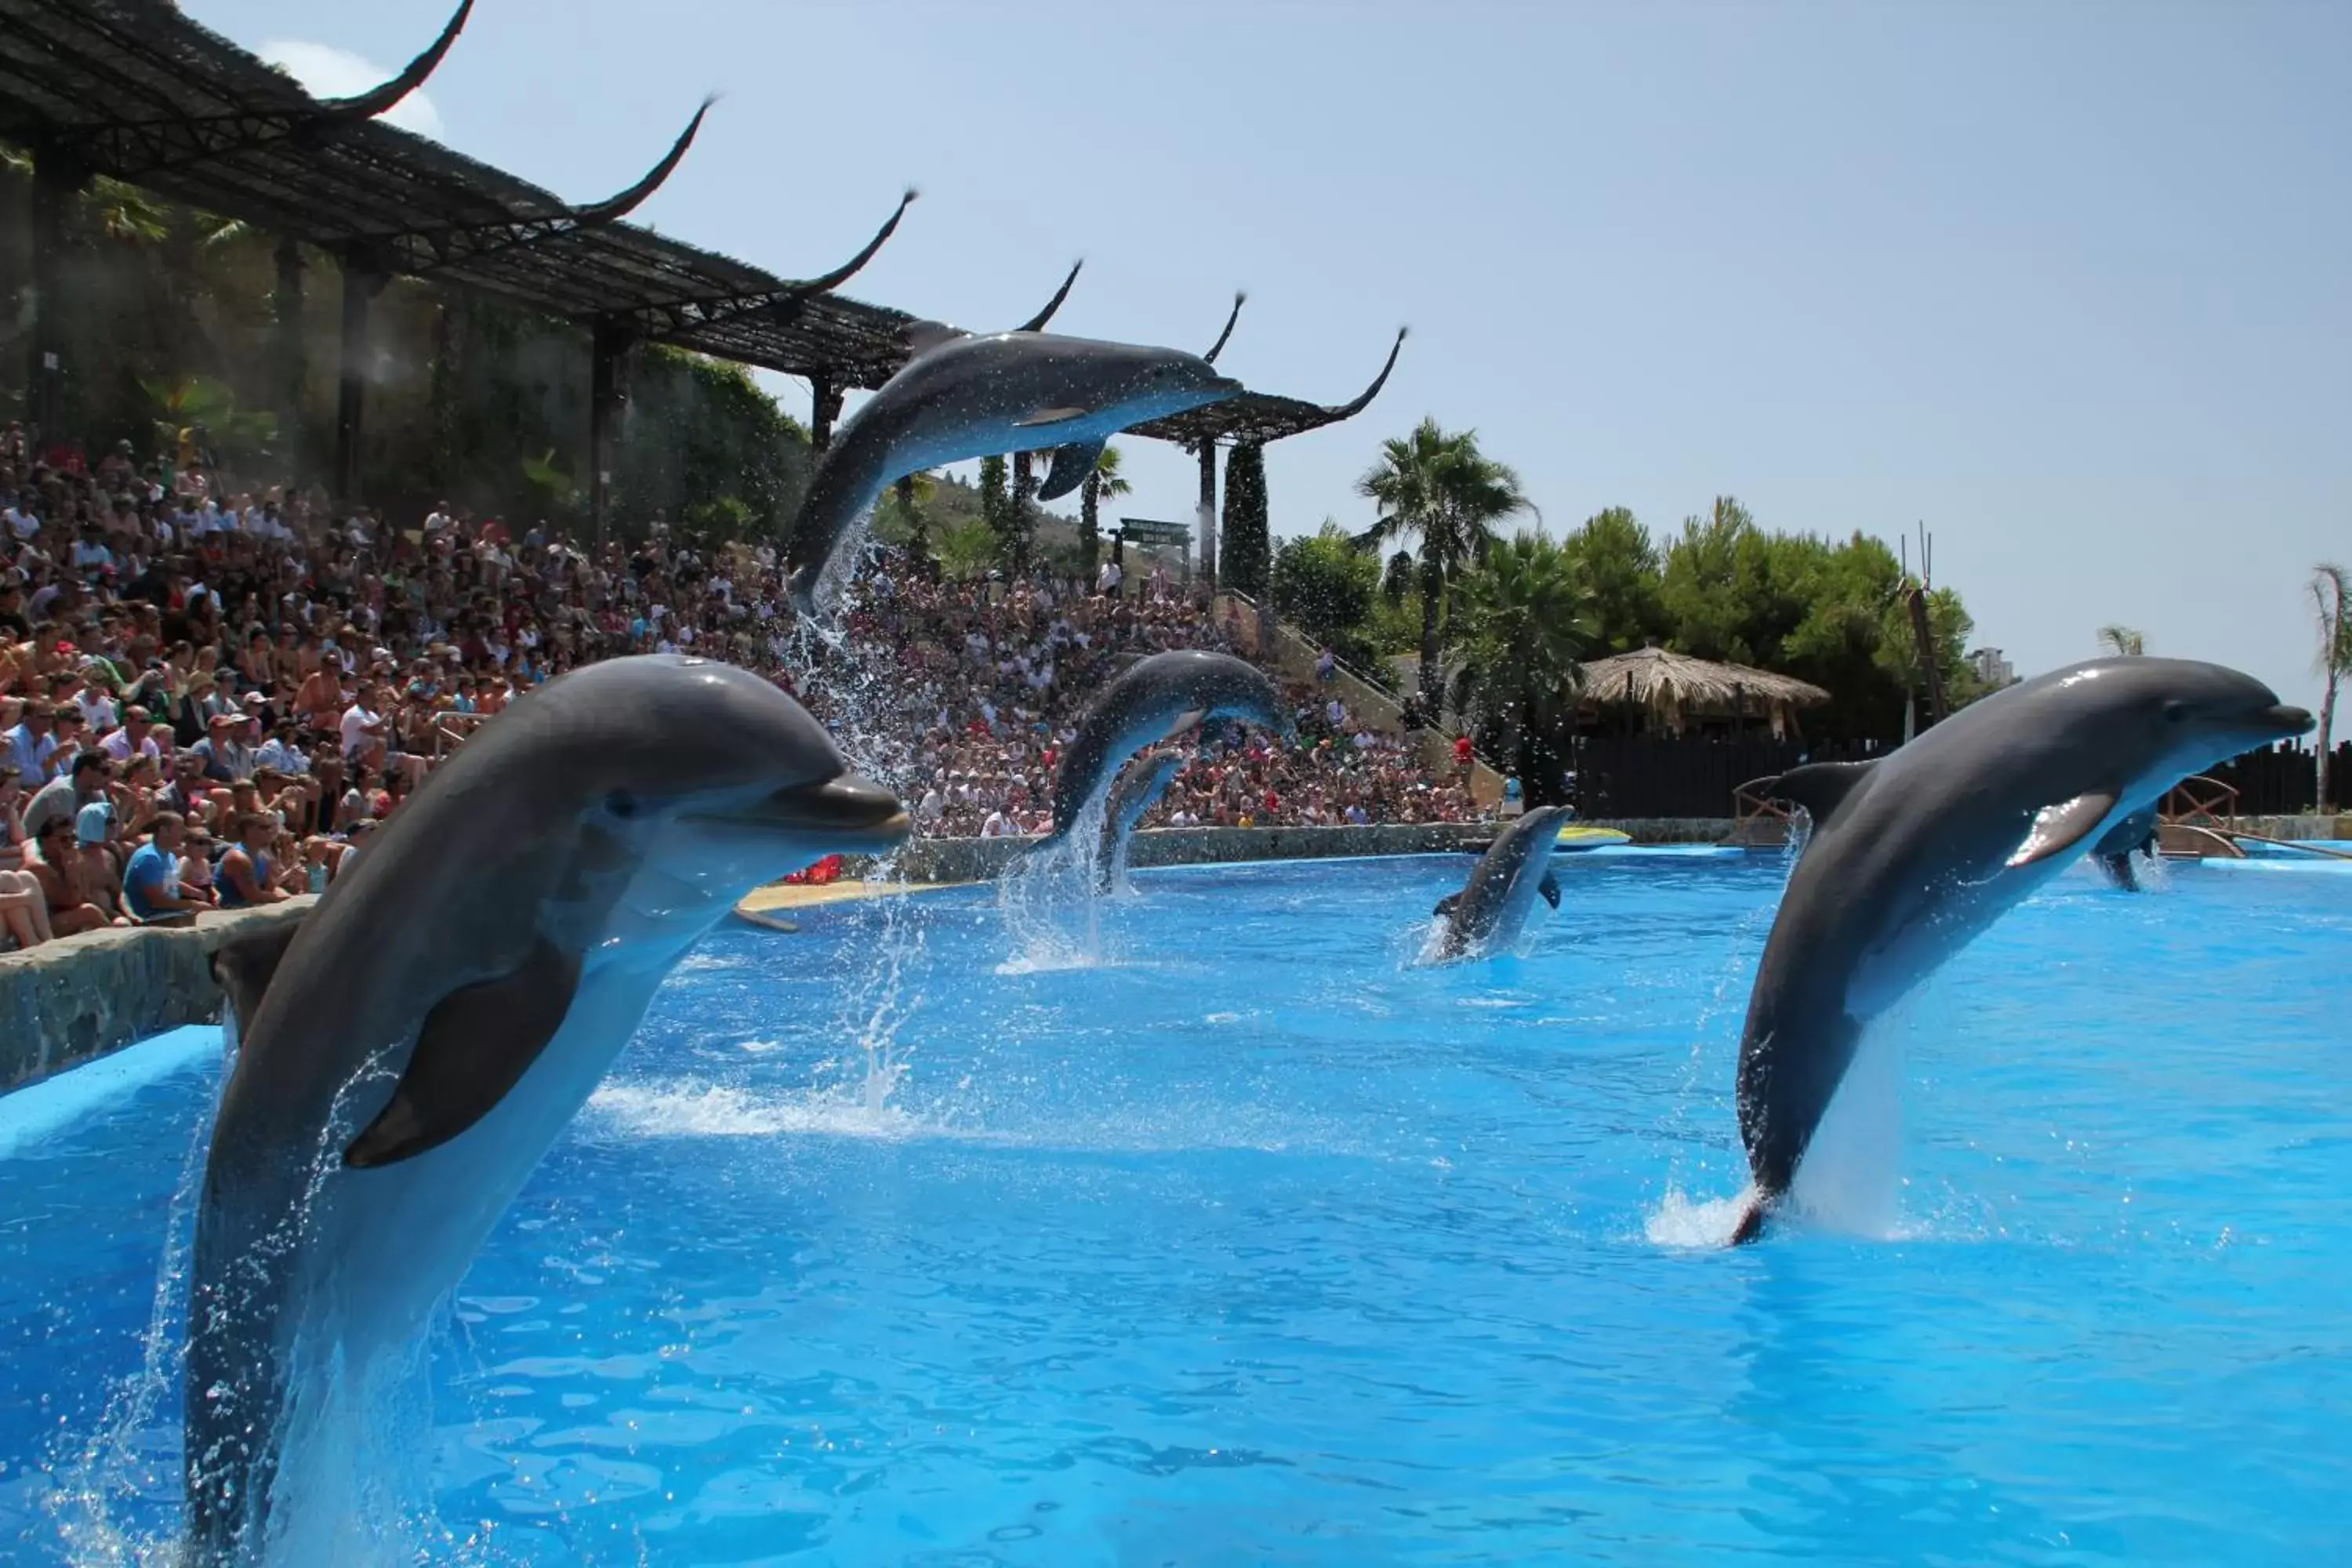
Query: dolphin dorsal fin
1769 760 1878 824
209 916 307 1036
1036 438 1106 501
343 937 583 1169
2008 790 2120 868
902 320 969 357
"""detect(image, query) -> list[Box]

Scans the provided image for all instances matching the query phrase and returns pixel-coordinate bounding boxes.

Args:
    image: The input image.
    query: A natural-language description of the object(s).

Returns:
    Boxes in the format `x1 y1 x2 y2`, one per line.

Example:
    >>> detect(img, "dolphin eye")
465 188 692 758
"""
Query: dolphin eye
2163 701 2189 724
606 790 641 818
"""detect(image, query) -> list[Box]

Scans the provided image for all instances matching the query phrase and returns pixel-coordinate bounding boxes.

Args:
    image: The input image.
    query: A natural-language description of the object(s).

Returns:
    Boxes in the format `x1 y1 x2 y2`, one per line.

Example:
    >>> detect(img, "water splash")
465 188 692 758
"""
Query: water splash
40 1054 218 1565
993 792 1120 972
1644 1185 1757 1249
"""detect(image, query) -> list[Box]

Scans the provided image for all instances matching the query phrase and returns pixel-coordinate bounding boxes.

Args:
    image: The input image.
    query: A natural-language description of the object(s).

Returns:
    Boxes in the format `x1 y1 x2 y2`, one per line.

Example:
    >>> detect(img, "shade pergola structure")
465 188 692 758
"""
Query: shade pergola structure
1127 299 1406 583
1577 647 1831 742
0 0 942 535
0 2 1401 561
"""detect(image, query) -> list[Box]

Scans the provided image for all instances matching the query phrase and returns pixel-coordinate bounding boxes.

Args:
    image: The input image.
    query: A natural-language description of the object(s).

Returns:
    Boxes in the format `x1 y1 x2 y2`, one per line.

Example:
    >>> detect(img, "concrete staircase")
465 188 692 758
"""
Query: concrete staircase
1212 591 1505 807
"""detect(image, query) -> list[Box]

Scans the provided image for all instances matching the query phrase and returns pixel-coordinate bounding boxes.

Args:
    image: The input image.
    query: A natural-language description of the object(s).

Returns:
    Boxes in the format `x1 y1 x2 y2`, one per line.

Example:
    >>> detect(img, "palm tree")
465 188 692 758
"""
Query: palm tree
892 470 938 564
2312 564 2352 811
2096 625 2147 657
1079 444 1131 578
1446 532 1595 800
1355 417 1533 711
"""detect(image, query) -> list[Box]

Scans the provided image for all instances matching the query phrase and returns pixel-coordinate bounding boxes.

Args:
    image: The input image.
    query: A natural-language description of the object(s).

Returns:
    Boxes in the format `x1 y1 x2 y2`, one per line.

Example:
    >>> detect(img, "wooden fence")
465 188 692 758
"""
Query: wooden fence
2203 741 2350 816
1567 735 2352 821
1567 736 1896 819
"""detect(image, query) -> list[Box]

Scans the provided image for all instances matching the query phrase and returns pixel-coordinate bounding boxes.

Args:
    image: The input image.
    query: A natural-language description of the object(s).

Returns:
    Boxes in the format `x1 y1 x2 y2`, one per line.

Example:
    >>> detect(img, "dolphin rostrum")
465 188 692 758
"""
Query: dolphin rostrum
2091 804 2161 889
1429 804 1576 960
1036 650 1292 850
1096 746 1187 891
183 655 909 1563
783 330 1243 615
1730 656 2311 1244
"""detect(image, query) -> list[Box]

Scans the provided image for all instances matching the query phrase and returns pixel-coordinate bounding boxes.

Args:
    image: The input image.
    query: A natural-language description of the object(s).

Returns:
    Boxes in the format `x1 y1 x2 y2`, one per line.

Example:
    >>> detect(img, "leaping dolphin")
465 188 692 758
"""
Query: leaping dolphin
1730 656 2311 1244
1096 746 1187 891
2091 804 2161 889
1034 650 1292 851
783 330 1243 616
1429 804 1576 960
183 655 909 1564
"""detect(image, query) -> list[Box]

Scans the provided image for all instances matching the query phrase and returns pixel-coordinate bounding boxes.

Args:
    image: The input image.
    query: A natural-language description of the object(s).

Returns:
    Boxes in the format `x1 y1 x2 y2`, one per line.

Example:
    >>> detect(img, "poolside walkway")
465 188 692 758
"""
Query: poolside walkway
736 879 971 916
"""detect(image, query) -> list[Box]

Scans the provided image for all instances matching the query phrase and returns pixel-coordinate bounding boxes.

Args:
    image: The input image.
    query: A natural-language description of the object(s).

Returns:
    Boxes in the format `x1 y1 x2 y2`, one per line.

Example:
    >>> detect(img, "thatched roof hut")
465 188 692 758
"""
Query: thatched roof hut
1577 647 1829 740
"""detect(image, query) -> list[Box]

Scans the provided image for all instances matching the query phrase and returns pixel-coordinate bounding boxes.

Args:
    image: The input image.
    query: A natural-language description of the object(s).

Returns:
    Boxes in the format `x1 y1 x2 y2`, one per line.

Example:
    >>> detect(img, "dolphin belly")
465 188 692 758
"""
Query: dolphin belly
186 949 681 1562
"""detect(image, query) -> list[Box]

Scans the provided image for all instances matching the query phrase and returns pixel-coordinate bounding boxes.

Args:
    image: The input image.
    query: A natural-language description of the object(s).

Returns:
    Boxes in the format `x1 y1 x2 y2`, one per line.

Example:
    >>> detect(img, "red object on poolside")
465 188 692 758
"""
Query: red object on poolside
781 854 845 887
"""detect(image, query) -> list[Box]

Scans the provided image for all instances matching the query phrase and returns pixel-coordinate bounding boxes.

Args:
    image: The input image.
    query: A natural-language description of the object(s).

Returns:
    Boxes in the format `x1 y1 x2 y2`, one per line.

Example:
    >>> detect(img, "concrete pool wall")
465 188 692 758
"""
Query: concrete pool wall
1 899 312 1094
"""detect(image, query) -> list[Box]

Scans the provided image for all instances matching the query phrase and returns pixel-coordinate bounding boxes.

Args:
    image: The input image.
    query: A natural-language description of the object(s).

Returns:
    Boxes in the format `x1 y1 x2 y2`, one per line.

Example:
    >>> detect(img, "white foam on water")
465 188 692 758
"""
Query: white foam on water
1645 1185 1755 1249
1780 1018 1906 1238
585 1080 943 1143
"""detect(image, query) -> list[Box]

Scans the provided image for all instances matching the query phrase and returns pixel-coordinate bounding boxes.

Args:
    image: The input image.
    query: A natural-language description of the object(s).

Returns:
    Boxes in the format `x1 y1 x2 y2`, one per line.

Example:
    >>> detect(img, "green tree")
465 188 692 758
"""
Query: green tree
2313 564 2352 811
1563 506 1666 654
1272 520 1380 650
1658 497 1813 665
935 514 1003 581
1221 442 1272 598
979 453 1032 571
979 453 1010 547
1446 532 1595 802
2097 625 2147 656
896 472 934 564
1078 444 1131 578
1355 417 1533 710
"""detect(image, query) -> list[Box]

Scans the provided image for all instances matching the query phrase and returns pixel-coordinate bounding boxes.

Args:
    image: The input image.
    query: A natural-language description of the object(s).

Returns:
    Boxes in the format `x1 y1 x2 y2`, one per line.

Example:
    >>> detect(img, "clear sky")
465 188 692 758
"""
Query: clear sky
187 0 2350 713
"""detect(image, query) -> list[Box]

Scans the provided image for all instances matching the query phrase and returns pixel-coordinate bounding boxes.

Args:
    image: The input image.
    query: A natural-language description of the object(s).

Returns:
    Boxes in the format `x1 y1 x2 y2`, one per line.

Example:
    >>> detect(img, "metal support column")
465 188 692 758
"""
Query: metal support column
809 371 844 452
1195 441 1220 586
24 145 88 445
270 236 306 428
589 317 633 549
333 257 389 503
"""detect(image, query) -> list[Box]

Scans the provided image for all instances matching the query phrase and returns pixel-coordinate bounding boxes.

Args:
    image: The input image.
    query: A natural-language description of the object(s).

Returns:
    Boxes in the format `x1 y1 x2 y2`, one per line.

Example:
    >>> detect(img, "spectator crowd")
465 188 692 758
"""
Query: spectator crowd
0 423 1483 951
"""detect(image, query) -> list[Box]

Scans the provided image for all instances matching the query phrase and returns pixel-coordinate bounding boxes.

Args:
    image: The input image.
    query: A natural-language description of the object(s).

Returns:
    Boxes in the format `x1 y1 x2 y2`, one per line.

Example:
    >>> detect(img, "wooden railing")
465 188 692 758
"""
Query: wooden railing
1726 775 1800 848
2161 775 2240 829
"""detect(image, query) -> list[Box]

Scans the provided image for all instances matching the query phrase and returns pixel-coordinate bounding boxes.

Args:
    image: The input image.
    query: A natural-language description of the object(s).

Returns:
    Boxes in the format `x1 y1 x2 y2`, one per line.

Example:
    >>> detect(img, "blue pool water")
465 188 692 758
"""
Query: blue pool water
3 850 2348 1564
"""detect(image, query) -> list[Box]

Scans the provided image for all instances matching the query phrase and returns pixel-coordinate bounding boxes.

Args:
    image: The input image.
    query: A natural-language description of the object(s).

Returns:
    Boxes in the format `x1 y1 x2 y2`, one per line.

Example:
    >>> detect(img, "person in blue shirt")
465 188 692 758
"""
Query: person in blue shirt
2 703 58 782
122 811 208 925
216 811 289 909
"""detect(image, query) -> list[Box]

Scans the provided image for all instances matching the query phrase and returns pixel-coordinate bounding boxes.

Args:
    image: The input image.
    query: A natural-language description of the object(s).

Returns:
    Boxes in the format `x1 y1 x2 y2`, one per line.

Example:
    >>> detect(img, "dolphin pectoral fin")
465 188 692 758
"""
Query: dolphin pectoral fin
343 938 583 1169
209 916 306 1034
2007 790 2120 868
1011 405 1089 429
1433 892 1461 917
1729 1192 1769 1246
1037 438 1106 501
1767 760 1878 824
1538 872 1562 909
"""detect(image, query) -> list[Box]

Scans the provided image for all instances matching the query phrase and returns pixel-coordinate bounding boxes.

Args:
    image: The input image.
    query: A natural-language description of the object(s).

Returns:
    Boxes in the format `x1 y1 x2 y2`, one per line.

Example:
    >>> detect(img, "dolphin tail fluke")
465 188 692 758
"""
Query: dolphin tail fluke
1728 1192 1769 1247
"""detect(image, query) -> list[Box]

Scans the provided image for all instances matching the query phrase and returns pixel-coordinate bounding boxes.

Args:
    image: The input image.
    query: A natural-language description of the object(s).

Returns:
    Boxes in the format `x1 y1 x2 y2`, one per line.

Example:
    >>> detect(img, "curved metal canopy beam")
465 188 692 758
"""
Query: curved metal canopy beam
320 0 474 122
1014 259 1083 333
784 187 919 297
1322 326 1408 419
1203 290 1247 364
570 96 714 225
